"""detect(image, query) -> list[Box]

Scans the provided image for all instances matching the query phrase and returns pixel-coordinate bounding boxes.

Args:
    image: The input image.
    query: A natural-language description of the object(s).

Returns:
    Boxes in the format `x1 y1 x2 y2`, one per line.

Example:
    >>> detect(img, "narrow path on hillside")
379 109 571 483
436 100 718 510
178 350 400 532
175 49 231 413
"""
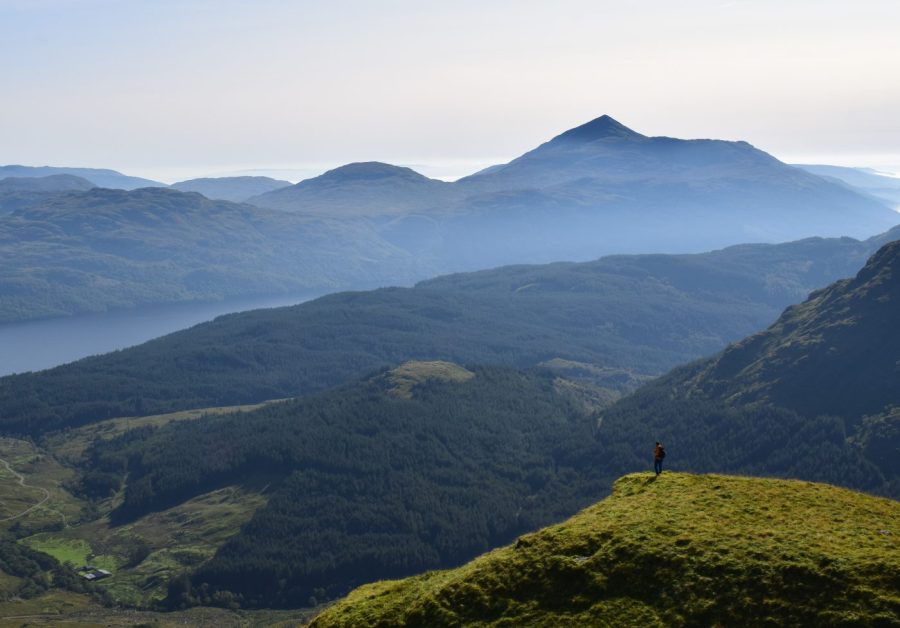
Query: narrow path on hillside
0 456 51 522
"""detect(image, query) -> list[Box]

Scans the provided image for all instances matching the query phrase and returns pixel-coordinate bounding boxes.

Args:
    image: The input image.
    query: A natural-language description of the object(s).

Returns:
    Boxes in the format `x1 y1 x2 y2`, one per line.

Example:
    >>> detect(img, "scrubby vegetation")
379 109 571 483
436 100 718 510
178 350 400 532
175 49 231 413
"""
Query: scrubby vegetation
311 473 900 627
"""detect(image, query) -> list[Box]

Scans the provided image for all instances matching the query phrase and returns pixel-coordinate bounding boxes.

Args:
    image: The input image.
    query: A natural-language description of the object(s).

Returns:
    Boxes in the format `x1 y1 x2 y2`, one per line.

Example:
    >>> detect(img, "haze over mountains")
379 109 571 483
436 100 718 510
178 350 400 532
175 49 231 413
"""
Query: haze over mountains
252 115 897 267
0 187 419 324
795 163 900 207
2 116 897 325
171 176 291 203
0 165 163 190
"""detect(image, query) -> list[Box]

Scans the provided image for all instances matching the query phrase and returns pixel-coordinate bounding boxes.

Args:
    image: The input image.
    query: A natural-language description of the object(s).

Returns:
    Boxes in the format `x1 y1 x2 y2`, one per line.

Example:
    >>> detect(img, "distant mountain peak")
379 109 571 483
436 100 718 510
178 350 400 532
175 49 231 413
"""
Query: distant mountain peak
552 115 645 143
318 161 430 182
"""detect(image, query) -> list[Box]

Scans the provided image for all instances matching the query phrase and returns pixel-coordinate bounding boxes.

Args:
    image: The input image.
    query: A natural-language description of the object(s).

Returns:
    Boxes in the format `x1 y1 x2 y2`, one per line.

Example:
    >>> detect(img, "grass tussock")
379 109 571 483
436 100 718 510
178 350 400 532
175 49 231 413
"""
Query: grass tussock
312 472 900 627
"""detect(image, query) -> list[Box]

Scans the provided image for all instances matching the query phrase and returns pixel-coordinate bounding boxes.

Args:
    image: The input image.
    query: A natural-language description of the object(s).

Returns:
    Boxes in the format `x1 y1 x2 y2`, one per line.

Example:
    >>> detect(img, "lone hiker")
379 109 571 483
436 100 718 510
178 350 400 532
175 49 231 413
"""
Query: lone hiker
654 441 665 476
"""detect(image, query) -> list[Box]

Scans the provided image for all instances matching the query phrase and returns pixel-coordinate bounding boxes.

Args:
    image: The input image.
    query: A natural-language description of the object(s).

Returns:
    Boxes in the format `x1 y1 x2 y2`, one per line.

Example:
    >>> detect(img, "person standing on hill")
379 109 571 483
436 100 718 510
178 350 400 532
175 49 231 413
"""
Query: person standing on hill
654 441 665 476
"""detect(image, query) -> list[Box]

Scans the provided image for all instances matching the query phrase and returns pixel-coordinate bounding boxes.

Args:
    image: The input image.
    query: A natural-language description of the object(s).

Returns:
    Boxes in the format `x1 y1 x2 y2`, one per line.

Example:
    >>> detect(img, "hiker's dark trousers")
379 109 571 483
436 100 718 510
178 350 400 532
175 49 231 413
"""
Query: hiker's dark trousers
654 459 663 475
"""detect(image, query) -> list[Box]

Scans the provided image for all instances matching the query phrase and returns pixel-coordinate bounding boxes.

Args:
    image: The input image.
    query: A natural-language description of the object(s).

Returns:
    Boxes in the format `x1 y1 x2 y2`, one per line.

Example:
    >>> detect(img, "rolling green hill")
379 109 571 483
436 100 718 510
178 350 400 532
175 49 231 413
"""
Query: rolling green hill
1 228 894 436
310 473 900 627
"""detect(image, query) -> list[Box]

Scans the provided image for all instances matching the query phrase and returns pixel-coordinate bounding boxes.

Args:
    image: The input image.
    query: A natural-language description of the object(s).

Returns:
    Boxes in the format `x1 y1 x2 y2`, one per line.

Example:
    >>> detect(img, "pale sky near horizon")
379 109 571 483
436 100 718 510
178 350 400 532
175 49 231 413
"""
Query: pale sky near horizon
2 0 899 183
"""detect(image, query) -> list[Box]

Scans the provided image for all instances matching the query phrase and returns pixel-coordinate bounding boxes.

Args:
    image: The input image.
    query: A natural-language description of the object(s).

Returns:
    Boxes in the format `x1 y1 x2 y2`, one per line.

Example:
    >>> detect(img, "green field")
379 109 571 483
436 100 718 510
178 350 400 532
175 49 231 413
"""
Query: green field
0 403 278 609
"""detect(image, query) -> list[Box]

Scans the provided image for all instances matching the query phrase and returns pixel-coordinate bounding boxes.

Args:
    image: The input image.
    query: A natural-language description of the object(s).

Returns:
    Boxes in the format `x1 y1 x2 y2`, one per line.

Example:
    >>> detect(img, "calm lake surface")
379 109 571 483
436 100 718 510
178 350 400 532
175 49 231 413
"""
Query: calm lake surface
0 293 321 376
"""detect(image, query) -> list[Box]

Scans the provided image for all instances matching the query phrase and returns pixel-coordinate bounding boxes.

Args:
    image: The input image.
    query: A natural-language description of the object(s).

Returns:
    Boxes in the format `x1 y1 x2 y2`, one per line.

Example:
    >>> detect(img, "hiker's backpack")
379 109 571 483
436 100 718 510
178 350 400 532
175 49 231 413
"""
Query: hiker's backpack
659 447 666 459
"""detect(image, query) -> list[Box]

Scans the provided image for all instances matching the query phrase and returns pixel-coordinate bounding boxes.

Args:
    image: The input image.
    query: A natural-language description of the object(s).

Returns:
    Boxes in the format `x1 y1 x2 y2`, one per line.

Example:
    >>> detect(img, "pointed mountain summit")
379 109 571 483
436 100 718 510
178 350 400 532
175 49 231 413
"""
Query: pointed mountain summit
550 114 646 143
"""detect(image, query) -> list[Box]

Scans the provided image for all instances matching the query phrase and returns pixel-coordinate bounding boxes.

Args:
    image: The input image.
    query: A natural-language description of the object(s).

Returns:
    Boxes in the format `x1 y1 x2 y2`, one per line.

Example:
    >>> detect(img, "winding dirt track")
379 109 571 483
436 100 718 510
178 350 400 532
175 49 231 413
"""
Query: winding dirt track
0 456 50 522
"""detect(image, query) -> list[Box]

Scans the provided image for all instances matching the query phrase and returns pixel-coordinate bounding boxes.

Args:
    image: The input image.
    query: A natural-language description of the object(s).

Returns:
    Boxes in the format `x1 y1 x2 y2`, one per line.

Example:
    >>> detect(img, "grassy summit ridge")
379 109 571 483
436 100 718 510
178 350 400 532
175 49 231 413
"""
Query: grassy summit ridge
311 473 900 627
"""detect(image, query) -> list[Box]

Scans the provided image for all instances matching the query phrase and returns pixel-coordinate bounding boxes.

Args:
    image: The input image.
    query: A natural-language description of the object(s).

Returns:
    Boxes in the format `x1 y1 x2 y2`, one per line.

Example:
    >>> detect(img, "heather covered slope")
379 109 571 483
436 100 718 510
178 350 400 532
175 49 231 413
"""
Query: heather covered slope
311 473 900 627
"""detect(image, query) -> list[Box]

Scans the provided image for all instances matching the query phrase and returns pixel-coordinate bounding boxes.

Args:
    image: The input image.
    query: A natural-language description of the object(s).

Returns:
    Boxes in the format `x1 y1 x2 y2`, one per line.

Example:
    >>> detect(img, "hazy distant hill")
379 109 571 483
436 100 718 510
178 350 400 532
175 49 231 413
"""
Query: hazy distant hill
0 174 95 192
171 175 291 202
0 174 97 214
1 226 895 436
598 238 900 497
795 163 900 206
0 187 418 324
249 162 456 216
0 164 165 190
312 473 900 627
252 116 898 270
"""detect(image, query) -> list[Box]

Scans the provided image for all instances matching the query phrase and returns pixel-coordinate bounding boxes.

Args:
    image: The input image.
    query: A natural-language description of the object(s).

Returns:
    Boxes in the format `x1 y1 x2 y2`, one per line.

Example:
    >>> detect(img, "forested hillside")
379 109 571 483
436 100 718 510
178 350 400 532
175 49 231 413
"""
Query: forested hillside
1 229 893 436
82 364 609 608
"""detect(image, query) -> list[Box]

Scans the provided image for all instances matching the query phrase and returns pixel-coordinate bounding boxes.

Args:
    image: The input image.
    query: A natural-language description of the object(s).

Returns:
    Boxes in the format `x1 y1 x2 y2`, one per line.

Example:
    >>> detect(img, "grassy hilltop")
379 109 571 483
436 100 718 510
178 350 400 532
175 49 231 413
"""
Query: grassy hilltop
311 473 900 627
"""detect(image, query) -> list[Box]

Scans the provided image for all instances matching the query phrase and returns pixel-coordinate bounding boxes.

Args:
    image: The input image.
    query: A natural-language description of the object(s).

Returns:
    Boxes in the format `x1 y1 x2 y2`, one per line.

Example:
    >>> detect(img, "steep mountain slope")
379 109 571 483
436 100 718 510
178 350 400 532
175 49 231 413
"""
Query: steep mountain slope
249 162 455 216
0 165 164 190
0 187 418 324
171 176 291 202
2 229 893 436
311 473 900 627
598 239 900 497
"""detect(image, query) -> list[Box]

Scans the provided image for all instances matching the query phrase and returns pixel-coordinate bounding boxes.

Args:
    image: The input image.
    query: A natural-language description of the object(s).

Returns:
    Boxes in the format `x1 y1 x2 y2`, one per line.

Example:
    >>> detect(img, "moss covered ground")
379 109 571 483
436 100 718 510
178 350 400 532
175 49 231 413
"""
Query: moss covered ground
312 473 900 627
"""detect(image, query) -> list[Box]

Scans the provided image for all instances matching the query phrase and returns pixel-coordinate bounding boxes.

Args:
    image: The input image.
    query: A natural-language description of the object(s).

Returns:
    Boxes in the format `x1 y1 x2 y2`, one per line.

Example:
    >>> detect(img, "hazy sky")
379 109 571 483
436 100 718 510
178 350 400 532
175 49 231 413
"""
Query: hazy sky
2 0 899 182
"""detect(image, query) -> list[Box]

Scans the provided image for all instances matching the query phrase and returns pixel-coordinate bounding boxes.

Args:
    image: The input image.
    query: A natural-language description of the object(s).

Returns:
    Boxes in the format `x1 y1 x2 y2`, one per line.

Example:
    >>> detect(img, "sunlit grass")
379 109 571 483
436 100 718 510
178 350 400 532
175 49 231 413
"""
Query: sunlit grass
312 472 900 627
